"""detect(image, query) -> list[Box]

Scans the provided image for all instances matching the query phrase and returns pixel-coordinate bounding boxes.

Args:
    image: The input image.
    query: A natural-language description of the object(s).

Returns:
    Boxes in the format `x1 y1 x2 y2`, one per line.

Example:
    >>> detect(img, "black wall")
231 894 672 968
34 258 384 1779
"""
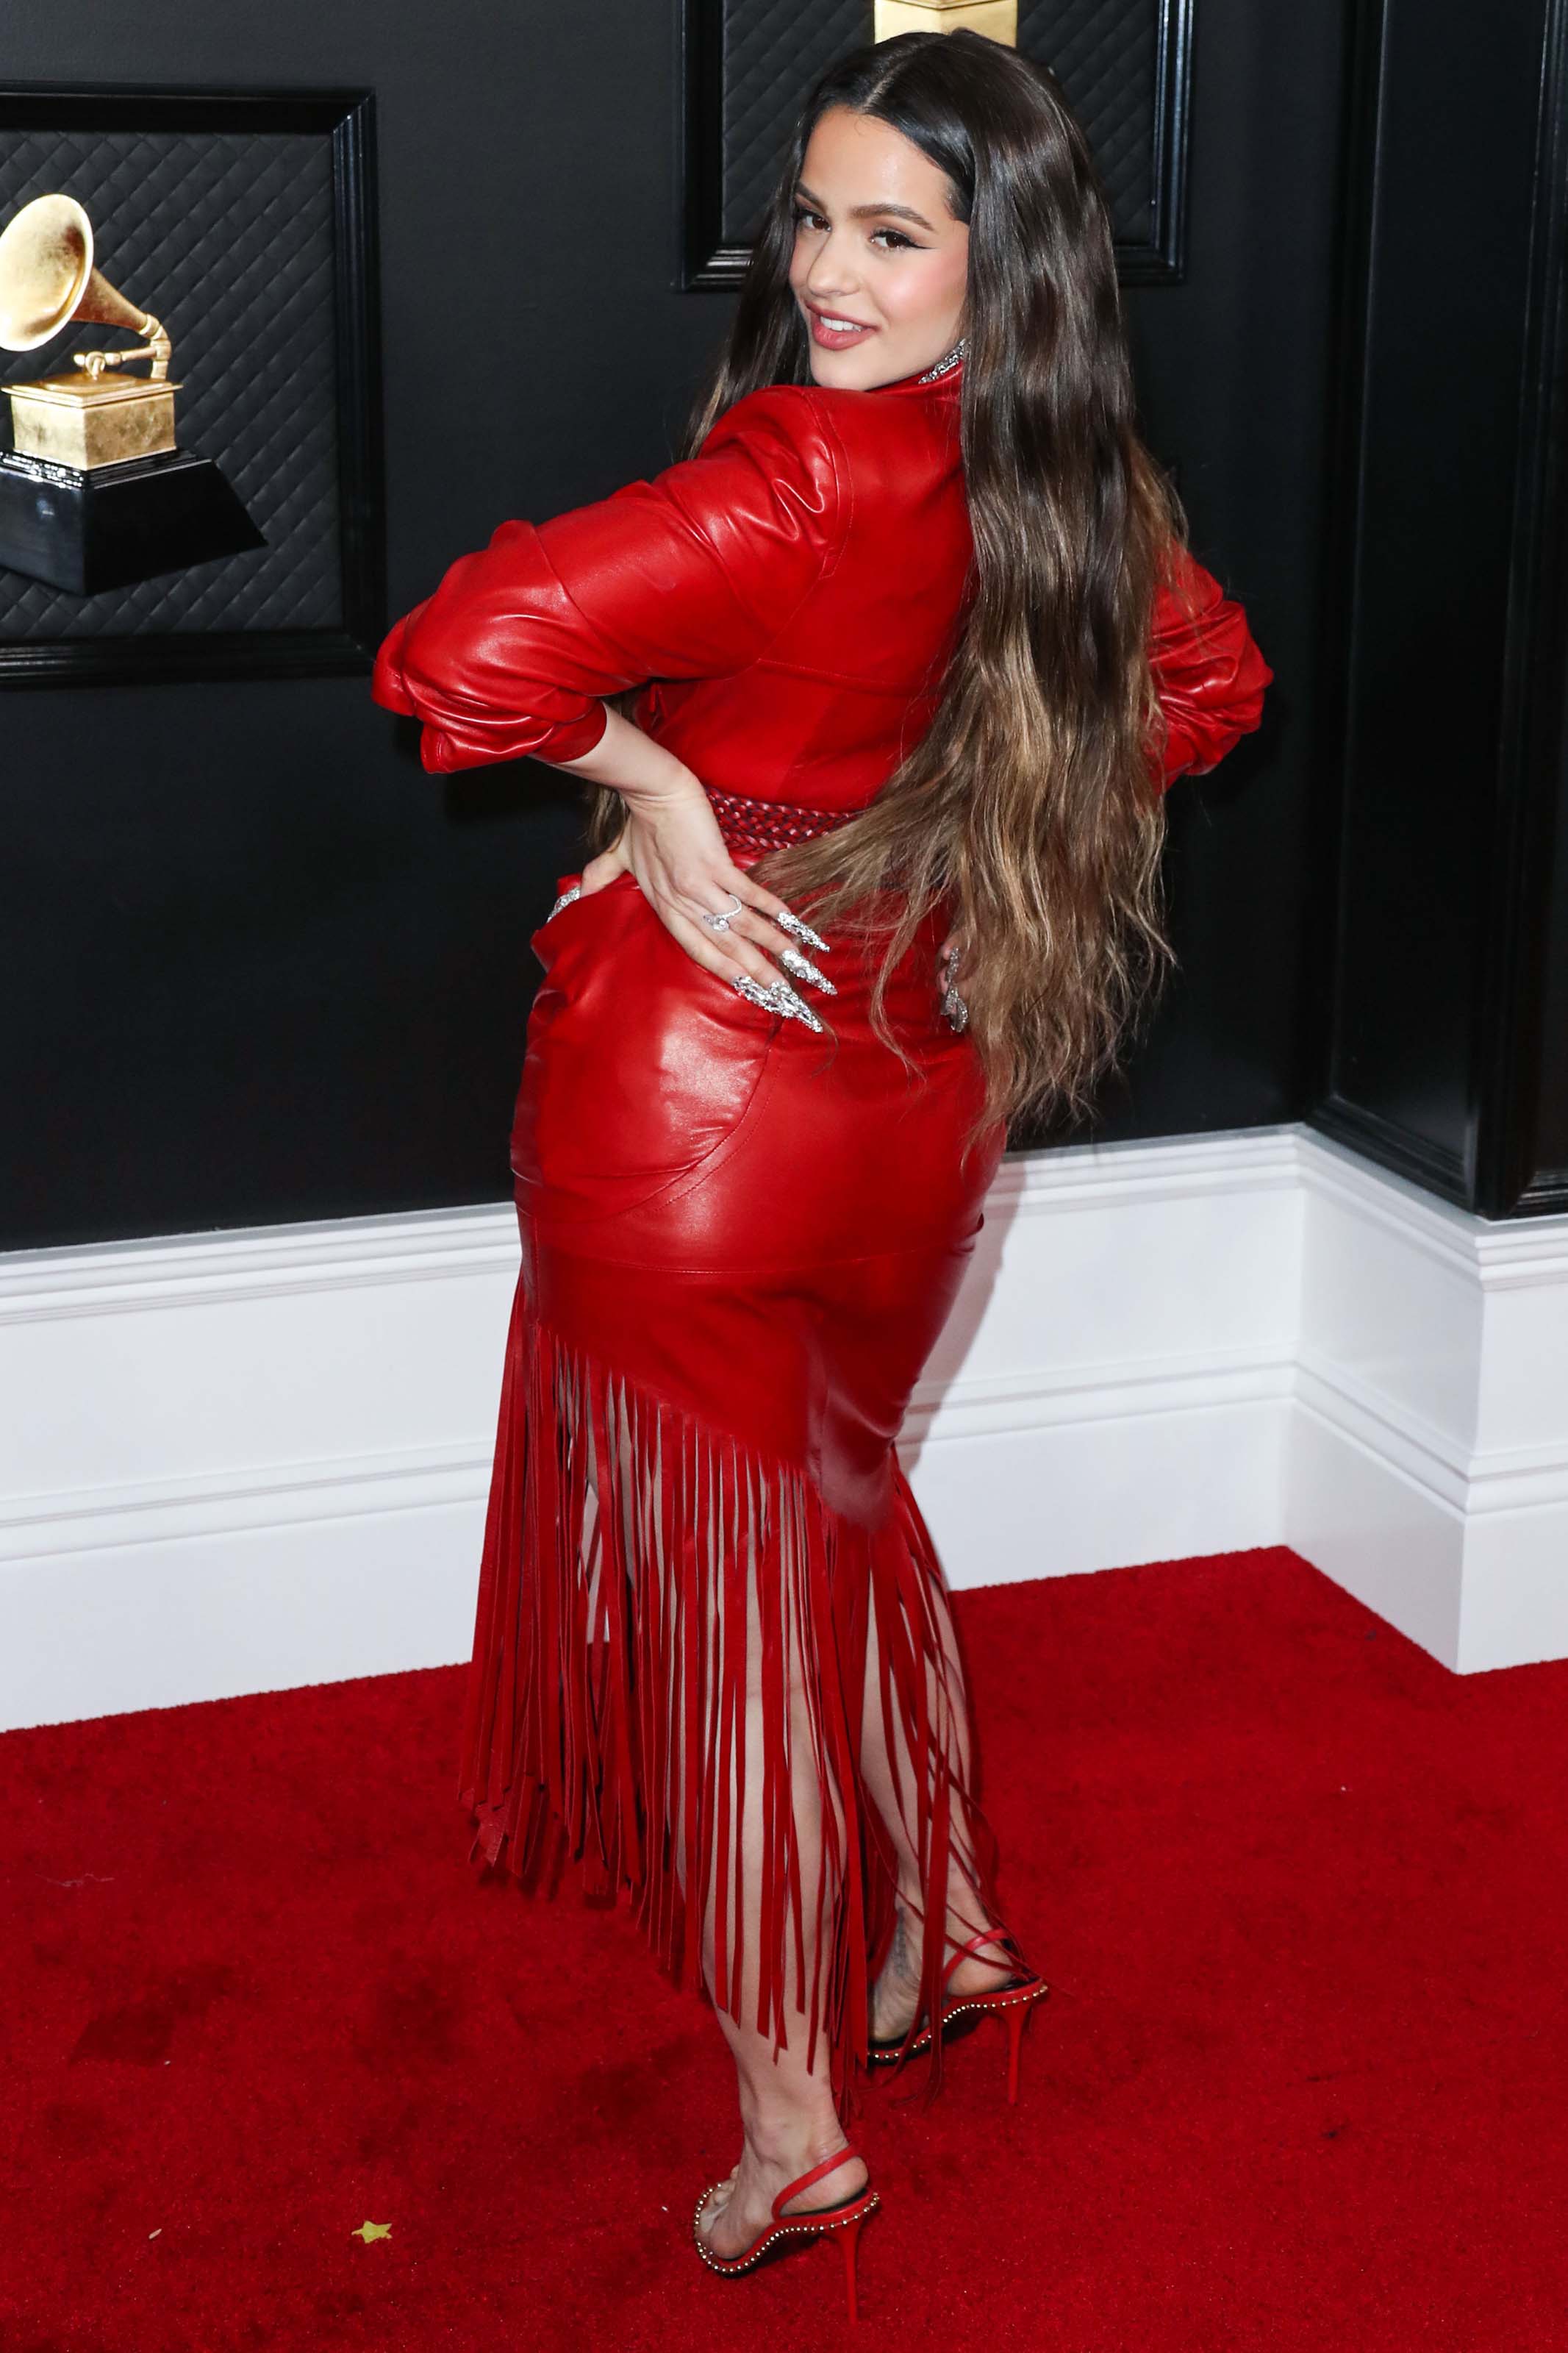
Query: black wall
1316 0 1568 1215
3 1 1350 1250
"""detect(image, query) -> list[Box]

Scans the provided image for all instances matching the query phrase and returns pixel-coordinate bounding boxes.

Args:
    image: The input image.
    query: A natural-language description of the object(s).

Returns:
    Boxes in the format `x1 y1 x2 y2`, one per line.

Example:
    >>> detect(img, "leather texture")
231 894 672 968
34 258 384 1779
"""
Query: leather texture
398 359 1271 2104
372 355 1270 804
373 351 1271 1514
511 868 998 1527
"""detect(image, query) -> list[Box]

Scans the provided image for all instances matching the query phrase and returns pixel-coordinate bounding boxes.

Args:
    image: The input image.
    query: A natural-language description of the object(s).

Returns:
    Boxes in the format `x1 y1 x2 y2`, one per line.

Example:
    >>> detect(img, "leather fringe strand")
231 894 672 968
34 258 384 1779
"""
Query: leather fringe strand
457 1285 1000 2108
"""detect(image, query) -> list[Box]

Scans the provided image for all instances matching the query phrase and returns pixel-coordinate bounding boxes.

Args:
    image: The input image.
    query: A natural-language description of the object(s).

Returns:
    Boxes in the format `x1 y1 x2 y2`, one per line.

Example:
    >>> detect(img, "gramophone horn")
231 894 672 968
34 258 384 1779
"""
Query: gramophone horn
0 193 170 377
0 191 262 585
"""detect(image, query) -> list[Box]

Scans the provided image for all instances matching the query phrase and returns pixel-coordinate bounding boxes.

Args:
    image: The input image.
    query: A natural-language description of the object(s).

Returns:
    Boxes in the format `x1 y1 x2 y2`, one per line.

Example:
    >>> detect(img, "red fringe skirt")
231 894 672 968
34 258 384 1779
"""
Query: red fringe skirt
457 818 1008 2107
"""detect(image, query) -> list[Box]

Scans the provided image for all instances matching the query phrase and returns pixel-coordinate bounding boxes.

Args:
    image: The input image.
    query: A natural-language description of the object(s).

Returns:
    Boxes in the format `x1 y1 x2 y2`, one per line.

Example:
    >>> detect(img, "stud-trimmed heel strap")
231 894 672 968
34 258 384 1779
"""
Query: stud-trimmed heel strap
939 1923 1034 1994
770 2145 867 2223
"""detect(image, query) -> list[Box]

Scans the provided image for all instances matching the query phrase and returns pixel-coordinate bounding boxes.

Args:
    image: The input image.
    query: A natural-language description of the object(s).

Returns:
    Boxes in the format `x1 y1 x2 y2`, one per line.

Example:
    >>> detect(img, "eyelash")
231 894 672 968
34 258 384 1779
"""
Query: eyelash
790 204 919 251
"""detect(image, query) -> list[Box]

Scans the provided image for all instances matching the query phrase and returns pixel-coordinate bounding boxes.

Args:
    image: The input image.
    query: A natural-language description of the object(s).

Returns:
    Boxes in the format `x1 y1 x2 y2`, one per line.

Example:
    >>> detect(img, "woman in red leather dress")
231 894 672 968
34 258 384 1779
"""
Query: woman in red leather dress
373 30 1270 2315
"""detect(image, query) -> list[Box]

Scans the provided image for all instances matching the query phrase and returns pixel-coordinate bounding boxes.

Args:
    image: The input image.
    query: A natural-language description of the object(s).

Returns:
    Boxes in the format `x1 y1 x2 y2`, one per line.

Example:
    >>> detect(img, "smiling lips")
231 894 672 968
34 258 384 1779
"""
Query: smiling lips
805 303 877 349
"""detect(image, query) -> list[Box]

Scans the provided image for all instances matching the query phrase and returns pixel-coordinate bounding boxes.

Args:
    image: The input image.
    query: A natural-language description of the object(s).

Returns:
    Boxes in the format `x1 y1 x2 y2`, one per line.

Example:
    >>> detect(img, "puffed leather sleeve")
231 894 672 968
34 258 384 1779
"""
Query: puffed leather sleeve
371 386 844 773
1148 543 1272 788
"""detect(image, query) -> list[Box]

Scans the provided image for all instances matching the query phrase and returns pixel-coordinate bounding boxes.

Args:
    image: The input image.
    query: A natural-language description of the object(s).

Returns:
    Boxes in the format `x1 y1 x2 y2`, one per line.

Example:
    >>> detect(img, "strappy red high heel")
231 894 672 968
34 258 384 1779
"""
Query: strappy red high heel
692 2146 879 2321
867 1924 1050 2102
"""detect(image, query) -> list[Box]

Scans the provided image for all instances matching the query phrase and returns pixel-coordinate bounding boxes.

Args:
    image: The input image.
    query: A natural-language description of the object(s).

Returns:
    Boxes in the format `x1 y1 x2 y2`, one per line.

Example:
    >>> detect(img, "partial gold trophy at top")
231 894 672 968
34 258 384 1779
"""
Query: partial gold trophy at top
0 193 262 593
872 0 1017 40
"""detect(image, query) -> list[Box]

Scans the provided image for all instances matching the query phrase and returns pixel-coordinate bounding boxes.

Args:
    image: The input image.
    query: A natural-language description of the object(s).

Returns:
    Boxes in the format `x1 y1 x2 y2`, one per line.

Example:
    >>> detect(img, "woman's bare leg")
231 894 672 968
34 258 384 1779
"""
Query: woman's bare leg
687 1500 867 2260
858 1571 1018 2042
695 1696 867 2257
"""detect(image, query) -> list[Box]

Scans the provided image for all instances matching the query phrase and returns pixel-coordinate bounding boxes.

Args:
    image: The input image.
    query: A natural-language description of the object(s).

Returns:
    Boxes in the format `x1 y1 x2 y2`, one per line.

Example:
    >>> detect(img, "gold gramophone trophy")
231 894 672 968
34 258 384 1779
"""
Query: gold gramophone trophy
0 193 262 593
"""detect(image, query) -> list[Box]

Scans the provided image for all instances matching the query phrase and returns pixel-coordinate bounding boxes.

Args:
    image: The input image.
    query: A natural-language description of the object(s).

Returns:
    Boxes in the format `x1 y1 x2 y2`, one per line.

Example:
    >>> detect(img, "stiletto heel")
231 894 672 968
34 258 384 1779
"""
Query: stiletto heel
840 2210 865 2324
692 2145 878 2321
867 1921 1050 2096
1003 1993 1029 2103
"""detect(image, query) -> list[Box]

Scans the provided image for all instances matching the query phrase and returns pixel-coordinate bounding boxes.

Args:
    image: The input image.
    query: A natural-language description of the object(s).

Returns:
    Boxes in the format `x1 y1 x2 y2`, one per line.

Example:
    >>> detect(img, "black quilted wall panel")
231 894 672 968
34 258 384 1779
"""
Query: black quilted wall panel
1 0 1347 1256
1019 0 1154 240
0 125 338 638
0 85 383 678
718 3 866 244
690 0 1187 282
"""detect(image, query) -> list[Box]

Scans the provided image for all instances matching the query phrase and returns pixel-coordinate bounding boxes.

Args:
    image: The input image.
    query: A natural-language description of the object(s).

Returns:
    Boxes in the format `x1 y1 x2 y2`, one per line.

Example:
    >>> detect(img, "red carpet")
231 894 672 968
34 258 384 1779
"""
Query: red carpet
4 1546 1565 2351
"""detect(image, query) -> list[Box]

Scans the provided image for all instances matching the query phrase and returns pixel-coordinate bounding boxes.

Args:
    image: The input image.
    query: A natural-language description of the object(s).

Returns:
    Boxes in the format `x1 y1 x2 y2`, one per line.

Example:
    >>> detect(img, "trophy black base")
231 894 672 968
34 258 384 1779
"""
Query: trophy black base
0 446 265 594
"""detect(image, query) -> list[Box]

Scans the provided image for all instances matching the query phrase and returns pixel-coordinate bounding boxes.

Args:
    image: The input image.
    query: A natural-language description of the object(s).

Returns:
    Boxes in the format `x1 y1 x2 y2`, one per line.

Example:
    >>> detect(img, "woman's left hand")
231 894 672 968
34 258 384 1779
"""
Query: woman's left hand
576 773 834 1014
549 707 834 1015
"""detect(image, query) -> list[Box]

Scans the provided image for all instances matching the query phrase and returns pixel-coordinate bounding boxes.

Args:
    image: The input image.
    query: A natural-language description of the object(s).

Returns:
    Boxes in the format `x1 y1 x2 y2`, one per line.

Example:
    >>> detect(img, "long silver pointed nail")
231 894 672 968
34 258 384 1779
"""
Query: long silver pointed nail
773 978 826 1032
779 946 836 995
731 970 826 1033
776 908 831 954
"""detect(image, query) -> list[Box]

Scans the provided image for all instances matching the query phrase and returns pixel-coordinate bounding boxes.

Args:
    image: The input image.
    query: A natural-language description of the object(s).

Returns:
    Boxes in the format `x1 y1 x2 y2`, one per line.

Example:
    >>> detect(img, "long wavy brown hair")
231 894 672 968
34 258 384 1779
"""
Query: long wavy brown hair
587 29 1186 1140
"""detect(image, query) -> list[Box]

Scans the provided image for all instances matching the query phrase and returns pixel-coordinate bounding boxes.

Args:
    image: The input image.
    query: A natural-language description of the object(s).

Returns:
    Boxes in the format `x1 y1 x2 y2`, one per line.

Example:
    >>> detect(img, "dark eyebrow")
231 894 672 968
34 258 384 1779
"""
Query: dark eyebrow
794 180 937 232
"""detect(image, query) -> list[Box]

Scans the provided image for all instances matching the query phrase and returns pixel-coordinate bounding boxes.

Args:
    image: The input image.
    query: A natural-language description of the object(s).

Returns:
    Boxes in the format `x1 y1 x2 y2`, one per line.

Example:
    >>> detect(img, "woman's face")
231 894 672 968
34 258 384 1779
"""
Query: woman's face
788 107 970 390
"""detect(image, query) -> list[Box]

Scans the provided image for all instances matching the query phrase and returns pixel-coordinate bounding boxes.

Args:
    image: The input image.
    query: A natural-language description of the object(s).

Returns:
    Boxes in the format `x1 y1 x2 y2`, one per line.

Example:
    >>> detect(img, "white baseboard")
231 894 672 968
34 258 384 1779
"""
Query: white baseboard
3 1126 1564 1729
1284 1144 1568 1673
900 1133 1300 1584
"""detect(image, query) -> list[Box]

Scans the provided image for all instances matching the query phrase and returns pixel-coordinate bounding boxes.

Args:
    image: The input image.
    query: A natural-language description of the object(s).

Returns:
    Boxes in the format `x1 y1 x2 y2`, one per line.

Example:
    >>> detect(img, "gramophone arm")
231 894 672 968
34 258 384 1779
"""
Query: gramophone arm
72 311 173 382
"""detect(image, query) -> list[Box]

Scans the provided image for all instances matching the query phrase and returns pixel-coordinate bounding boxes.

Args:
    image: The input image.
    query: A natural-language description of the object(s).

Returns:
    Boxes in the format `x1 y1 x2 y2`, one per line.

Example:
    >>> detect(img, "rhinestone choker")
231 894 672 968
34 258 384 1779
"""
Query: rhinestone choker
914 338 967 385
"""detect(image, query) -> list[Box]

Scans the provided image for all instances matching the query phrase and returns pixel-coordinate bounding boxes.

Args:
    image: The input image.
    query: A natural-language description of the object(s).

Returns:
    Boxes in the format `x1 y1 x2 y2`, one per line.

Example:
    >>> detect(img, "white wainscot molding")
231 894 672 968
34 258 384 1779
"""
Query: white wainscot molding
1 1128 1564 1730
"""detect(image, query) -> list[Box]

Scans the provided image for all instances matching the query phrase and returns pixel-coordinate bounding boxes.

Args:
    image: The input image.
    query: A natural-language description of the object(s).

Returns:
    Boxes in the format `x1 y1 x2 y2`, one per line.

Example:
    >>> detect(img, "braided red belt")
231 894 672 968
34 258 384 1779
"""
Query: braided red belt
706 786 860 857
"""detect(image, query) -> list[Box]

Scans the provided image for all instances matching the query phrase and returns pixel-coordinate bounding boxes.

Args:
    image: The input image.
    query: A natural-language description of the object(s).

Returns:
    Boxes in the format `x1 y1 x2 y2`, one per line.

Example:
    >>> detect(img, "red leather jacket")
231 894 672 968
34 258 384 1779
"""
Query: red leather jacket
372 355 1270 801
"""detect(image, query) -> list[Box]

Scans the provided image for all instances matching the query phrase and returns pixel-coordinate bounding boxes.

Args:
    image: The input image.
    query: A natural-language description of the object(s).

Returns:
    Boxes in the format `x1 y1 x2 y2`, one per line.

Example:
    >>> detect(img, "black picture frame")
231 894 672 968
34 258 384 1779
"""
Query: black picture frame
679 0 1194 291
0 82 385 688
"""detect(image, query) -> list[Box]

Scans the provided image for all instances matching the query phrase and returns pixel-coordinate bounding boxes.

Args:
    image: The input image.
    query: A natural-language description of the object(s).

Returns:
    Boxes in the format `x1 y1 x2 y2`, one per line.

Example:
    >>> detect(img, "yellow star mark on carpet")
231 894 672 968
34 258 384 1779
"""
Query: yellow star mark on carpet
351 2221 393 2243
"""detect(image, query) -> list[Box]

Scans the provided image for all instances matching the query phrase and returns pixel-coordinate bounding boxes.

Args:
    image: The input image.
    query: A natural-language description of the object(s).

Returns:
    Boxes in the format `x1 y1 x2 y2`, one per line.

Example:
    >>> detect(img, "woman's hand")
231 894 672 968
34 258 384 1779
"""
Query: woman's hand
578 771 835 1015
582 777 834 1006
548 705 834 1018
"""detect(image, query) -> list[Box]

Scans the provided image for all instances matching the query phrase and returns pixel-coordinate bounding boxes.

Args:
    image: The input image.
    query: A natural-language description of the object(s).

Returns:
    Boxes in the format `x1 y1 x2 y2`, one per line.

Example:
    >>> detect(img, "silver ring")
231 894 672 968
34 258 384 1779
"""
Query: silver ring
699 892 744 934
